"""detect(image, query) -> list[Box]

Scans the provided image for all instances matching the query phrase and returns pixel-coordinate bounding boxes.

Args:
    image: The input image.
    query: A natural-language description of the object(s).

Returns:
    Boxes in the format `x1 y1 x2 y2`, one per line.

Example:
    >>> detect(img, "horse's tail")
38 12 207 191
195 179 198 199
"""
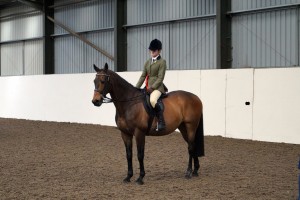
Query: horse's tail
194 114 205 157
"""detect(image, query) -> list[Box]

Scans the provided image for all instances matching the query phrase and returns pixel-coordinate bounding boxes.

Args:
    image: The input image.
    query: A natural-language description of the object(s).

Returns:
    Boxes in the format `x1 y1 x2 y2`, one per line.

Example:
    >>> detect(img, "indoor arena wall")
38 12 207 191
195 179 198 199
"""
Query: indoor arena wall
0 67 299 144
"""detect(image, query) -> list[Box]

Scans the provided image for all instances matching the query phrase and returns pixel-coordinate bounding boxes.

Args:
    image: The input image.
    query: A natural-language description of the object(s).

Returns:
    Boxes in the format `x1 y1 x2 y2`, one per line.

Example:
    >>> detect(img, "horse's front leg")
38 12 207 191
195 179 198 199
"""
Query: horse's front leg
121 132 133 183
135 130 146 185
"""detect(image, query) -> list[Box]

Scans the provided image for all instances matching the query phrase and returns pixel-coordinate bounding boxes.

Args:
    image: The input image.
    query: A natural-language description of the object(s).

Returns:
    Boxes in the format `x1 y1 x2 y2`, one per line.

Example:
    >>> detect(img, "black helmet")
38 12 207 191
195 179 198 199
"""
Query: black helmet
148 39 162 51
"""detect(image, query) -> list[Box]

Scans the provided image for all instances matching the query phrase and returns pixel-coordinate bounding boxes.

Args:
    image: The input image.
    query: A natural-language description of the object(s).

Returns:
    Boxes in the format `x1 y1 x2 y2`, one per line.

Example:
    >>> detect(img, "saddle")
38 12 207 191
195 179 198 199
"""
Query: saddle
144 93 167 115
141 89 168 133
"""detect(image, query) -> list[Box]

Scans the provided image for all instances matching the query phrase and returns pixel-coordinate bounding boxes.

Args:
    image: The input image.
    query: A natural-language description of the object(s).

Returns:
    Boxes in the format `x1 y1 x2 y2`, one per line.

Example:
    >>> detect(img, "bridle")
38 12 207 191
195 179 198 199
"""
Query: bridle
94 73 111 103
94 72 144 103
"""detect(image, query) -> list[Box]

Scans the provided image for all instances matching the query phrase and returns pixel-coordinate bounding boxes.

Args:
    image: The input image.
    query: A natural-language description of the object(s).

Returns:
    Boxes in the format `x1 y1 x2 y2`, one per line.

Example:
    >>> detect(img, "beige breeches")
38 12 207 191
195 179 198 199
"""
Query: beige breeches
150 90 162 108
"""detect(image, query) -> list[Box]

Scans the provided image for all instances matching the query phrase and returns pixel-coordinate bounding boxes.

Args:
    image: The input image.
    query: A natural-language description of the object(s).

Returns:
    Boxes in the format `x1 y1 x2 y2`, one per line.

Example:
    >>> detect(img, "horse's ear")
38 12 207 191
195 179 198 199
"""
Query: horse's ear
93 64 100 72
104 63 108 71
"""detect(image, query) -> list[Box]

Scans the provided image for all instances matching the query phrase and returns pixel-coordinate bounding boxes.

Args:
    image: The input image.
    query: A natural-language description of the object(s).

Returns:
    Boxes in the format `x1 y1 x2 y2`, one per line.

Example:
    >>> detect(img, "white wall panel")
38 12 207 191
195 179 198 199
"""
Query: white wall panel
225 69 253 140
200 69 226 137
253 68 300 144
163 71 179 92
0 74 116 125
177 70 201 97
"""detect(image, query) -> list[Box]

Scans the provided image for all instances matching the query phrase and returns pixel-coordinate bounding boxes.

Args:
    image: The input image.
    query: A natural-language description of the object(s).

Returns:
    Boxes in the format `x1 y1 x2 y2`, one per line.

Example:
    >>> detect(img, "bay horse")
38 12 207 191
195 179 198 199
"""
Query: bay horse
92 63 204 185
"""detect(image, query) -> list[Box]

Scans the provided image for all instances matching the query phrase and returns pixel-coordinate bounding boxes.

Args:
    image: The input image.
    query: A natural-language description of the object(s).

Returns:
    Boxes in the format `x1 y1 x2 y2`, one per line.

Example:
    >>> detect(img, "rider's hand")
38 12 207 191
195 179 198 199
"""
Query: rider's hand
147 88 154 93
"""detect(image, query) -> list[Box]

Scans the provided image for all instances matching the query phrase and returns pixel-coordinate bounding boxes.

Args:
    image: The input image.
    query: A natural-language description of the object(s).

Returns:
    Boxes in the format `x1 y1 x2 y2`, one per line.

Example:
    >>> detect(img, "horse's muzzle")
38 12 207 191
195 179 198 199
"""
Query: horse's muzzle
92 100 102 107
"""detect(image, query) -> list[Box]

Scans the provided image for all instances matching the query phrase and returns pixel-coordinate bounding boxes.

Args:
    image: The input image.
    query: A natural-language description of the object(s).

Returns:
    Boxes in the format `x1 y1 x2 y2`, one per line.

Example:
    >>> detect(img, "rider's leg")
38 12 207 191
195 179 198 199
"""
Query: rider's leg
150 90 166 131
150 90 161 108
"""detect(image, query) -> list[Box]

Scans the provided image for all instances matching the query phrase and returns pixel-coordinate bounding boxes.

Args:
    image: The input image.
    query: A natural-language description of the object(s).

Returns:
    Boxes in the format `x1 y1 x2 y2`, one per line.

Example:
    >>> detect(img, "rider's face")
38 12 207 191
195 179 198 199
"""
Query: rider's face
149 50 160 58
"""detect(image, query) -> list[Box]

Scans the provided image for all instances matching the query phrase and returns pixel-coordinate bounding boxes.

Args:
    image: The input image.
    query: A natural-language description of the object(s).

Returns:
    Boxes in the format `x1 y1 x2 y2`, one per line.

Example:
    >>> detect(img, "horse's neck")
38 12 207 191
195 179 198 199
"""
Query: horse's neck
109 72 141 109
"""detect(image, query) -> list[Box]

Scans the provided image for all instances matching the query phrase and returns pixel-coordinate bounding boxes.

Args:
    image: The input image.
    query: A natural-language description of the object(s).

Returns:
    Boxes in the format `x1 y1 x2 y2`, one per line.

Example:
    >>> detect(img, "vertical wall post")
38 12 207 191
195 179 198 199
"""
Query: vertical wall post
44 0 54 74
216 0 232 69
0 43 1 76
114 0 127 71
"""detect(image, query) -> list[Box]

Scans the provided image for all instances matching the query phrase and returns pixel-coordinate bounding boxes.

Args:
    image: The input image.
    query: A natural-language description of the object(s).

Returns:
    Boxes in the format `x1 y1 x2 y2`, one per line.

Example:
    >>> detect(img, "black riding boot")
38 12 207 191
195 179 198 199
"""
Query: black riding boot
154 101 166 131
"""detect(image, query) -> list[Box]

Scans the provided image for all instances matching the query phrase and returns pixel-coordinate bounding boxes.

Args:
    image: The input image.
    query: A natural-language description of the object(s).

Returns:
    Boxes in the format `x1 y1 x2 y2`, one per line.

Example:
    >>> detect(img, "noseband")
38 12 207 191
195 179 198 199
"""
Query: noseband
94 73 112 103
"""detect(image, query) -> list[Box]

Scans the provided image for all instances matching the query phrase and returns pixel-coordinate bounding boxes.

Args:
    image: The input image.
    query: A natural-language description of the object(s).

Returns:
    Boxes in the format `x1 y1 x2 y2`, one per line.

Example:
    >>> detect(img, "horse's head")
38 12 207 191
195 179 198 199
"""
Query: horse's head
92 63 111 107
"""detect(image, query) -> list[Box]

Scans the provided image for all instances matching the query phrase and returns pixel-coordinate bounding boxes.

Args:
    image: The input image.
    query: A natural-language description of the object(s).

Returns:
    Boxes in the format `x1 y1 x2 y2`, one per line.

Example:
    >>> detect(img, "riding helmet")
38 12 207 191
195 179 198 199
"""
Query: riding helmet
148 39 162 51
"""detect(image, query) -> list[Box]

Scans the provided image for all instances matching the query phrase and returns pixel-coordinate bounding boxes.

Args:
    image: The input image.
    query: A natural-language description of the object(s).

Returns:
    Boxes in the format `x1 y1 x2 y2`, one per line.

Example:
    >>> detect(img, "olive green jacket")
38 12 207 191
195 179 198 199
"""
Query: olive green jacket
136 56 167 93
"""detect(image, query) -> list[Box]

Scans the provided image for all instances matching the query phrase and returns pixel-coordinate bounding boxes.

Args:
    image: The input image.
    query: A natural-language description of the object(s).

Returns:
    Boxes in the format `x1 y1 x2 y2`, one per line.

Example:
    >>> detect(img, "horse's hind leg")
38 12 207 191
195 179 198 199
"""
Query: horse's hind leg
193 156 200 176
185 155 193 179
185 147 199 179
179 123 196 179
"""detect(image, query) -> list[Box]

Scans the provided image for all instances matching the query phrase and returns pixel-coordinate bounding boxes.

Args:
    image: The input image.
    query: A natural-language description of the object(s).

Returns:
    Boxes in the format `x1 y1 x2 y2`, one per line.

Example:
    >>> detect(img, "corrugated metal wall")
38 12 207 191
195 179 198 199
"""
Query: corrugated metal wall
127 24 170 71
170 19 216 70
54 0 114 34
1 0 300 76
0 42 23 76
54 31 113 74
126 0 216 71
231 0 300 68
24 40 43 75
127 0 215 24
231 0 300 11
1 40 43 76
0 4 36 17
0 5 44 76
0 13 43 42
54 0 115 73
0 6 43 42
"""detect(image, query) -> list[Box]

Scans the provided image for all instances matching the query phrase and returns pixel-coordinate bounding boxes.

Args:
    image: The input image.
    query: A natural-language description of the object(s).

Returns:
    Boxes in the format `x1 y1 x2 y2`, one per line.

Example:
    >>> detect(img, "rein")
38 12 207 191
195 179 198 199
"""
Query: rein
100 93 145 104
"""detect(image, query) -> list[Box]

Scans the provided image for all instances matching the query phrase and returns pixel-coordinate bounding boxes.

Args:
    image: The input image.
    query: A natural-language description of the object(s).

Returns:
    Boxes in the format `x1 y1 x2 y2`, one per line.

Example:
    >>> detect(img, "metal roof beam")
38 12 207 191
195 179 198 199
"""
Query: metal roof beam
227 3 300 16
16 0 114 62
16 0 43 11
48 0 94 9
47 16 114 61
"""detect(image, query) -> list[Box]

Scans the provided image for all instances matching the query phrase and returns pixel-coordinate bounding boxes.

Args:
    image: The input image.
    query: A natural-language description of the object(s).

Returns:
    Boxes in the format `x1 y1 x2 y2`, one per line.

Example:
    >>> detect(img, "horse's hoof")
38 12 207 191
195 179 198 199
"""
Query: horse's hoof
123 177 131 183
192 171 199 177
185 174 192 179
136 178 144 185
185 169 193 179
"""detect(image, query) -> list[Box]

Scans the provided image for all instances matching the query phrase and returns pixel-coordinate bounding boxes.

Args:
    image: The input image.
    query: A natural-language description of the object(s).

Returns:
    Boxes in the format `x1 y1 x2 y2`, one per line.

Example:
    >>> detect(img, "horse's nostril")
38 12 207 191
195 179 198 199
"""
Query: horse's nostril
92 99 102 107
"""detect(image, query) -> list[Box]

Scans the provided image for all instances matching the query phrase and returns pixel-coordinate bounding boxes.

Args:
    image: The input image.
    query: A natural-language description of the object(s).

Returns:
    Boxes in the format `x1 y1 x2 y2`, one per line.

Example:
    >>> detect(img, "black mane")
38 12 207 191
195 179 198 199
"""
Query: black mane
107 69 140 92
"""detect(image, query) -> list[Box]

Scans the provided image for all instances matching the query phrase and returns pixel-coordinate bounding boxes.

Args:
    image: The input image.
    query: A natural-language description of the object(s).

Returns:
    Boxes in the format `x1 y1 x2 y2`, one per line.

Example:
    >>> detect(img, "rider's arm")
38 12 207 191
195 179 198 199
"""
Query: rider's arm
151 60 166 90
136 61 148 88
